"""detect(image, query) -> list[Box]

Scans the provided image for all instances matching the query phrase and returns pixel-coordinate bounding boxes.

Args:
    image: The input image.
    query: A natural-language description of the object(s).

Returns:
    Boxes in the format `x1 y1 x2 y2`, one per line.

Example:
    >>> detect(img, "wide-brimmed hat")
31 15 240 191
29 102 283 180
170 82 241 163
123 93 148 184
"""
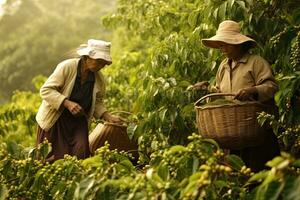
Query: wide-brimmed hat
202 20 257 49
77 39 112 63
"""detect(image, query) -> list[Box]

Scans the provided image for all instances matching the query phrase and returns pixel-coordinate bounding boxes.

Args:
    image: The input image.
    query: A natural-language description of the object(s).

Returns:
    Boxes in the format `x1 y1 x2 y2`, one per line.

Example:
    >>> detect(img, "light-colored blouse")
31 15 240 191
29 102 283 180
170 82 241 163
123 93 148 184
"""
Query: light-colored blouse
36 58 107 131
215 53 278 102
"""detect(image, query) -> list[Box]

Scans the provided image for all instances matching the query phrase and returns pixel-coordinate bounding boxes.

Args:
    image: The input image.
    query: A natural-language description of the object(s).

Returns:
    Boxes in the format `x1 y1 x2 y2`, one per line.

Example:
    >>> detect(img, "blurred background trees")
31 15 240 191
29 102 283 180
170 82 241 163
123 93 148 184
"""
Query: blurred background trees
0 0 116 102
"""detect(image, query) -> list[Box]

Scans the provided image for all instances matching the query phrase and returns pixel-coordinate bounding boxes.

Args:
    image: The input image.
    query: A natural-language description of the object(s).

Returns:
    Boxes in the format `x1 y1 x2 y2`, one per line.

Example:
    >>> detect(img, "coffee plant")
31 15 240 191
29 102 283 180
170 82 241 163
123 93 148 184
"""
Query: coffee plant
0 0 300 199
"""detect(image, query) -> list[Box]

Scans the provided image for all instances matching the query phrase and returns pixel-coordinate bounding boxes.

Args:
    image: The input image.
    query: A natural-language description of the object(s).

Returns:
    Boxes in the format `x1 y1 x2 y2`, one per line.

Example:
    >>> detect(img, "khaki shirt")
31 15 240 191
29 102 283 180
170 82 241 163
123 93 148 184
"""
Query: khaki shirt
36 58 107 131
215 53 278 102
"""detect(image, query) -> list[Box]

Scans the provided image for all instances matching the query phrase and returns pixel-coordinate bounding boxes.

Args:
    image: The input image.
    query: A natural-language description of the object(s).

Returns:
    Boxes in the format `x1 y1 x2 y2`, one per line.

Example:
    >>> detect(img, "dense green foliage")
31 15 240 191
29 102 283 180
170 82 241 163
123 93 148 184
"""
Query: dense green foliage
1 135 300 199
0 76 45 147
0 0 300 199
102 0 300 156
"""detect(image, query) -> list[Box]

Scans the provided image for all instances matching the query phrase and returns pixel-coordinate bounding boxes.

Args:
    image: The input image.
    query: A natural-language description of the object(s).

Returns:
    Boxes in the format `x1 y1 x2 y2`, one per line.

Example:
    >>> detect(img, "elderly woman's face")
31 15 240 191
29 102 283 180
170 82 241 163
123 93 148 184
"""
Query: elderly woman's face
86 57 110 72
218 42 243 60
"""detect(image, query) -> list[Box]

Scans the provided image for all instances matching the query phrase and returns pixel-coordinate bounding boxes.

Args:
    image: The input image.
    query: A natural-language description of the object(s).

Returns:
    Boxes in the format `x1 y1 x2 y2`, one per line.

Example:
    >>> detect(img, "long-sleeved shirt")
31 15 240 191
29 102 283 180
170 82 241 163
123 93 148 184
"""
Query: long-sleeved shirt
36 58 107 131
215 53 278 102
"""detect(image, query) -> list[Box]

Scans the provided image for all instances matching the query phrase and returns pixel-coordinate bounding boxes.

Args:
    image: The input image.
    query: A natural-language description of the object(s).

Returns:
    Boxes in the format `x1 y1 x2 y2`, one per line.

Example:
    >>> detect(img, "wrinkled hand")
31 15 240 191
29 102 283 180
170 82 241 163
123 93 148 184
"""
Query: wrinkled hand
234 87 257 101
63 99 85 116
192 81 209 91
102 112 123 124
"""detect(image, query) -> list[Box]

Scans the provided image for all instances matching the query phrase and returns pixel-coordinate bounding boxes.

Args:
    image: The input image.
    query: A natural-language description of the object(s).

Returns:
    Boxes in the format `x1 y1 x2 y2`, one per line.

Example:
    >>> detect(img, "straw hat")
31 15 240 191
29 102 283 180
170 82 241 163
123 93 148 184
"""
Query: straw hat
77 39 112 63
202 20 257 49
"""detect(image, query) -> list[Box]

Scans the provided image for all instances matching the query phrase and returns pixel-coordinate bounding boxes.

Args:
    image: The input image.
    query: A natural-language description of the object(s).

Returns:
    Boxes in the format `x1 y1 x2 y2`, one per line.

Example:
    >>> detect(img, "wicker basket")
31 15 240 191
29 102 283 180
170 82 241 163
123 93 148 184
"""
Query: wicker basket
194 93 267 150
89 122 138 159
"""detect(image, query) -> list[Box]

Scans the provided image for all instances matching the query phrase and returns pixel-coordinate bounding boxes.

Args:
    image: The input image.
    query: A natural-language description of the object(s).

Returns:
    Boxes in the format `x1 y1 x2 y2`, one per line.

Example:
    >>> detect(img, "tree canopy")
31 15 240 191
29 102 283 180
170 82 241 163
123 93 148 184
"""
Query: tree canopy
0 0 116 102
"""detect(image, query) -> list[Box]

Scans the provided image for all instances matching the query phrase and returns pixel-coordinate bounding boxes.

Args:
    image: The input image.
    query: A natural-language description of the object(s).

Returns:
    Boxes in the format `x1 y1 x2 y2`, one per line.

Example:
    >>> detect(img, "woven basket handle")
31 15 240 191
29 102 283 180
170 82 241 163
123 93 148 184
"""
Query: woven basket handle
110 110 133 116
109 110 134 122
194 93 236 106
104 122 127 127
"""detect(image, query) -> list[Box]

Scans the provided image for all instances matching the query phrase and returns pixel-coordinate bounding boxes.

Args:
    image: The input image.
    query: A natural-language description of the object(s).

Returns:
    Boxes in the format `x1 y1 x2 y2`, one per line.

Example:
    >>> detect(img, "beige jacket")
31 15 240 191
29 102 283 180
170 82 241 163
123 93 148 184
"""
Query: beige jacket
215 53 278 102
36 58 107 131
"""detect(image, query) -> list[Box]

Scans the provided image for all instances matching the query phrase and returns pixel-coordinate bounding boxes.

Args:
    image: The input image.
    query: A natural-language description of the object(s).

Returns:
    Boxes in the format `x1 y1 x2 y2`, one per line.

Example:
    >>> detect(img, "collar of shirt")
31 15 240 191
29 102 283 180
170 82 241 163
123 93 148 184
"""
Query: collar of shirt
224 53 251 71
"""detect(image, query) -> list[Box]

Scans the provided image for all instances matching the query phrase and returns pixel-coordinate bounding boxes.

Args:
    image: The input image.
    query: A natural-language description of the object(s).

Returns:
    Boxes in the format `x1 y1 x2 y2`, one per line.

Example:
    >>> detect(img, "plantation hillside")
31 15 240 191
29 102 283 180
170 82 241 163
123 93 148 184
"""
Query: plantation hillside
0 0 300 199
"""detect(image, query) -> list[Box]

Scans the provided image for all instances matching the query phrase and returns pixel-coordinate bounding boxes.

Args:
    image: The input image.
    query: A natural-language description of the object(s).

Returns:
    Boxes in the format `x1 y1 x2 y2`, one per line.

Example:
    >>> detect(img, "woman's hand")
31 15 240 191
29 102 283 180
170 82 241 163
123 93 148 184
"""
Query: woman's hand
102 112 123 124
192 81 209 91
234 87 258 101
63 99 85 117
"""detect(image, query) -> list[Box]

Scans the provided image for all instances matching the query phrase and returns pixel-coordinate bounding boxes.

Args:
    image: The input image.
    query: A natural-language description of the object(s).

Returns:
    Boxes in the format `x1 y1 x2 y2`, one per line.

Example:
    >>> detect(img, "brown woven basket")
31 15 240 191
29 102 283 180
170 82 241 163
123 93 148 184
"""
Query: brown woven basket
89 122 138 159
194 93 267 150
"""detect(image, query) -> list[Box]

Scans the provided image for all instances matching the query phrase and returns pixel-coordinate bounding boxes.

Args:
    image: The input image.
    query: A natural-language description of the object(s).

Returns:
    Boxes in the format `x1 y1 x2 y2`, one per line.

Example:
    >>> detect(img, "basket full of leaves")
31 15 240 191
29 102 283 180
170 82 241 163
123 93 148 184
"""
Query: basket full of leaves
194 93 268 150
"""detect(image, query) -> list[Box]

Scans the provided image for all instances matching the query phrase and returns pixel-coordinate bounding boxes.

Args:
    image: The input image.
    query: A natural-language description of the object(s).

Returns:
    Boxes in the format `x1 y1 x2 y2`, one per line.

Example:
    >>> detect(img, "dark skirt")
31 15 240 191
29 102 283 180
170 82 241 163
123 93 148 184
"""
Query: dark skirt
231 130 280 172
36 110 90 162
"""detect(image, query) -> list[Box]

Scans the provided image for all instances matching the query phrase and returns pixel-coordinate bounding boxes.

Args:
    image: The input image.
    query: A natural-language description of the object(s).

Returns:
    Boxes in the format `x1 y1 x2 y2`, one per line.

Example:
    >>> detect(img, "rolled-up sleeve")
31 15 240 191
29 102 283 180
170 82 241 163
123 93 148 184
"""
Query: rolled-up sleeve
253 58 278 102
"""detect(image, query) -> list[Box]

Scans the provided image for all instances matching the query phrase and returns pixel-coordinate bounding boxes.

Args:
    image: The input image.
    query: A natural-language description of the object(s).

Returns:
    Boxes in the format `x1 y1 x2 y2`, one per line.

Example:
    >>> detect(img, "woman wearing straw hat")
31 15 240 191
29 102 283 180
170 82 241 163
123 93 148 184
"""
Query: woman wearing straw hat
36 39 123 162
194 20 280 172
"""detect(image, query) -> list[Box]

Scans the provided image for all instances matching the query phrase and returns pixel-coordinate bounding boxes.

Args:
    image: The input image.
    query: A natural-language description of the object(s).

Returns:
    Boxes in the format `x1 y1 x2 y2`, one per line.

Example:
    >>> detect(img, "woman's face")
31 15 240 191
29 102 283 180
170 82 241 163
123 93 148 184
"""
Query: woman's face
85 57 110 72
219 42 244 60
